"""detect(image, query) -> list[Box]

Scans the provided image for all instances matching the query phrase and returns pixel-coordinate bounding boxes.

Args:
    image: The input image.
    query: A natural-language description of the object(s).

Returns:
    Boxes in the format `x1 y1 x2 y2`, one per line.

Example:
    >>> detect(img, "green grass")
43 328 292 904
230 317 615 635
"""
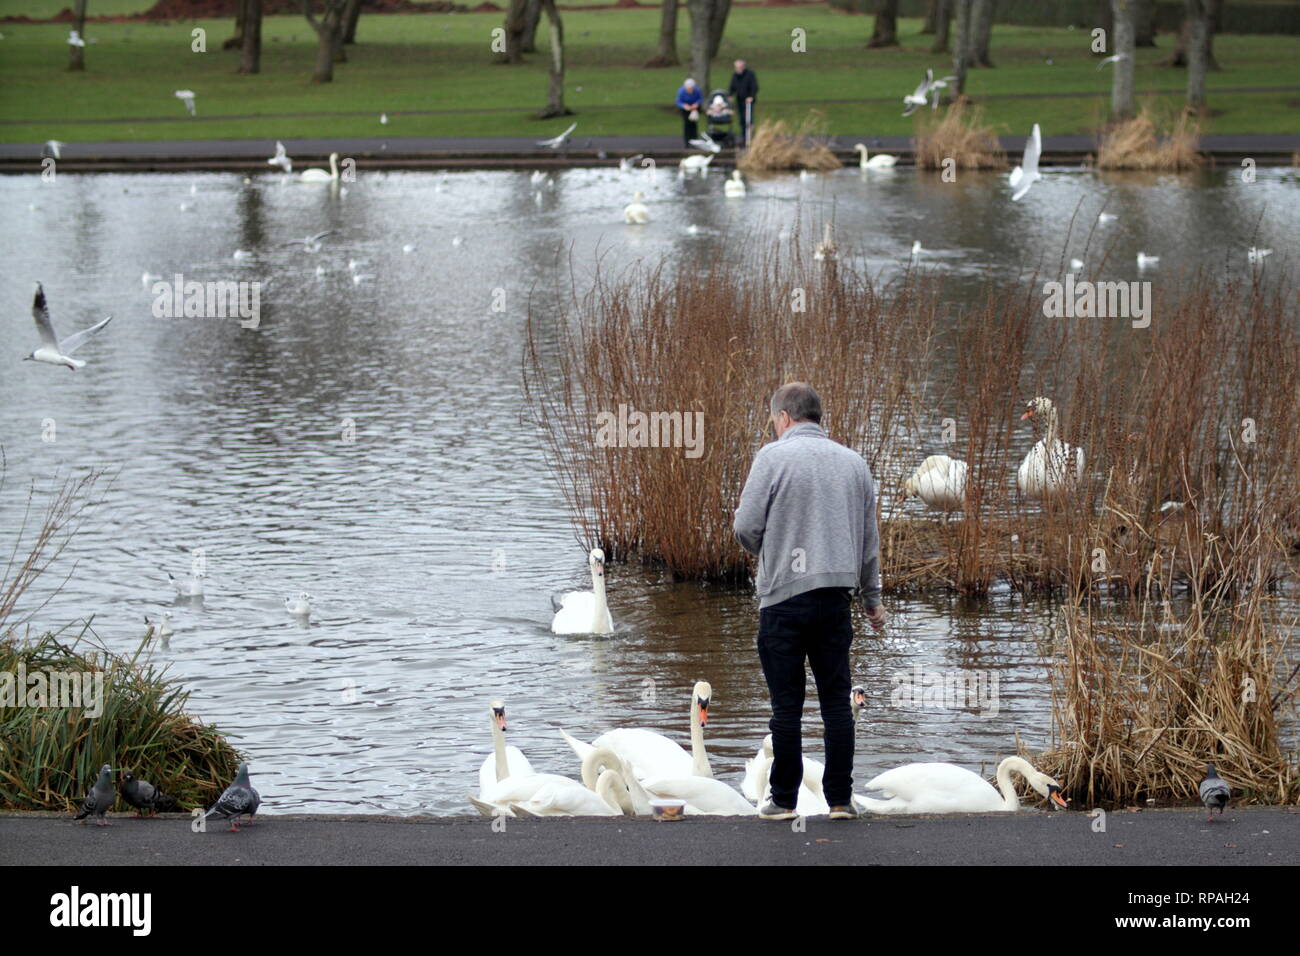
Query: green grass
0 9 1297 143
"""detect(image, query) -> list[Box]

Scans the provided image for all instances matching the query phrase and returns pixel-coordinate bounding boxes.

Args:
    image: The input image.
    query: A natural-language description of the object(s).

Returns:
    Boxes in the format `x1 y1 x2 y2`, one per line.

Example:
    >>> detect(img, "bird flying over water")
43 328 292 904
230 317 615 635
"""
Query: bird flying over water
1009 123 1043 201
537 122 577 149
267 141 292 173
23 283 112 371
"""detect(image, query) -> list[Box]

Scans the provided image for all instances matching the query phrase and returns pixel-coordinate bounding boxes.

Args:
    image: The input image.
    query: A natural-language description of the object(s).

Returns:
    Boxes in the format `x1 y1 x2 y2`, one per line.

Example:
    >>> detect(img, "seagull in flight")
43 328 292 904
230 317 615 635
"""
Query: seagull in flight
267 141 292 173
1009 123 1043 201
536 122 577 149
43 140 64 159
902 70 957 116
174 90 197 116
283 230 335 252
688 131 722 154
23 283 112 371
1096 52 1131 70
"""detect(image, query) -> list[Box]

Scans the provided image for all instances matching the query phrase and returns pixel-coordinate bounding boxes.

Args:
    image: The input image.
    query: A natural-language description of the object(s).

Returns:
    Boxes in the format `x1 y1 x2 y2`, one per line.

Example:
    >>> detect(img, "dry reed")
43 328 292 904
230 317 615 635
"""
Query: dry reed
1096 107 1203 170
912 99 1007 170
737 113 842 173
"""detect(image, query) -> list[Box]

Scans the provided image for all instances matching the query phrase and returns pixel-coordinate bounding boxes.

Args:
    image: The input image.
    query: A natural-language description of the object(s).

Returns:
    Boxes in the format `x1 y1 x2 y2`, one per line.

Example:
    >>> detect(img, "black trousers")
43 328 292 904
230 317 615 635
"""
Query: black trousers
756 587 855 808
680 107 699 146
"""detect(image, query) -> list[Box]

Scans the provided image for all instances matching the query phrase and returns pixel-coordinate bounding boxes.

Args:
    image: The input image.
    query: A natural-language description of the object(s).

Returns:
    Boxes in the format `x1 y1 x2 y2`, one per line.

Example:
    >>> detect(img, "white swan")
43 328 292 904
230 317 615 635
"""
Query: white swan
813 223 836 261
477 699 535 793
724 170 746 197
857 756 1068 814
564 680 713 781
639 771 757 815
903 454 967 512
1017 396 1084 497
854 143 897 168
679 153 713 173
300 153 340 183
550 548 615 635
471 747 633 818
623 191 650 224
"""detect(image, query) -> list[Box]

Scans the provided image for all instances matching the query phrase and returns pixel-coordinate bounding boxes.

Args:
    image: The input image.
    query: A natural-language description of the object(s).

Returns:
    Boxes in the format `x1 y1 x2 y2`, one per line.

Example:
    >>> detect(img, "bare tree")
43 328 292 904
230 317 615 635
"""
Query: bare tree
502 0 529 63
1185 0 1210 113
1110 0 1137 119
522 0 542 54
931 0 952 53
952 0 972 94
342 0 363 45
1135 0 1157 46
303 0 348 83
968 0 996 67
69 0 87 71
686 0 714 91
646 0 680 67
1164 0 1222 69
867 0 900 48
706 0 731 59
239 0 262 74
224 0 245 51
538 0 572 118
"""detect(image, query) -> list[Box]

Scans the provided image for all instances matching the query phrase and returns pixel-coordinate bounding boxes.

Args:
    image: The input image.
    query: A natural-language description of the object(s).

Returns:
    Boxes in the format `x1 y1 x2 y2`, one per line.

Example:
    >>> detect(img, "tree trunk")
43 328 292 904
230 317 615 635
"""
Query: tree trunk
952 0 972 94
225 0 246 50
1110 0 1136 120
238 0 262 74
522 0 542 54
1185 0 1209 113
342 0 362 44
921 0 938 34
867 0 899 48
502 0 529 63
538 0 571 117
686 0 714 93
706 0 730 60
969 0 996 67
304 0 346 83
1164 0 1220 68
1134 0 1156 46
645 0 680 67
69 0 87 70
1094 0 1113 48
930 0 951 53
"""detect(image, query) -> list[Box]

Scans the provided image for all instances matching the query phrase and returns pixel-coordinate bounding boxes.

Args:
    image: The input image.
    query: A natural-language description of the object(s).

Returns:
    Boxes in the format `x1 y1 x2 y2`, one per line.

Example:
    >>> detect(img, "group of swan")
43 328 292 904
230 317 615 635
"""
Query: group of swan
902 396 1085 513
472 685 1068 818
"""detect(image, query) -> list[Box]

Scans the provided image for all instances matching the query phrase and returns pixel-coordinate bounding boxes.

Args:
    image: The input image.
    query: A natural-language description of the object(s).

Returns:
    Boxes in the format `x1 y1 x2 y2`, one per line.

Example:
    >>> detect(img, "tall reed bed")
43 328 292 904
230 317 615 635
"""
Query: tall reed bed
523 234 937 580
912 99 1006 170
738 114 842 173
1095 107 1202 170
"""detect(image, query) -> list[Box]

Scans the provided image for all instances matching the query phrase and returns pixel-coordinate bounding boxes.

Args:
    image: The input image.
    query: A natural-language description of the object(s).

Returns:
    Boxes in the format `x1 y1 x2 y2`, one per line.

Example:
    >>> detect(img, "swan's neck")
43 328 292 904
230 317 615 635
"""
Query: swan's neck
591 565 608 632
994 756 1033 810
595 768 634 815
491 713 509 783
690 699 712 777
857 146 867 167
1041 408 1059 448
329 154 338 179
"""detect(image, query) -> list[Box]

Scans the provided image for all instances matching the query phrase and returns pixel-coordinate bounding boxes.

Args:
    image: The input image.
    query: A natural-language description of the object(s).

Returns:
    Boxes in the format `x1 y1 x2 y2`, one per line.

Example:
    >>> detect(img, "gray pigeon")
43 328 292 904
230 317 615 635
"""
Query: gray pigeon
205 762 261 832
73 764 115 826
121 771 179 816
1199 763 1231 821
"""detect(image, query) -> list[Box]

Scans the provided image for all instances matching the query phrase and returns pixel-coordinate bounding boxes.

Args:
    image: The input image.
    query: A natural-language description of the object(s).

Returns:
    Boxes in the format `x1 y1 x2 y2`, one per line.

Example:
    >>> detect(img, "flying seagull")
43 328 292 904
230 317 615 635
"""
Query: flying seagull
536 122 577 150
1096 52 1131 70
267 141 292 173
174 90 197 116
67 30 86 48
23 283 112 371
282 230 335 252
1009 123 1043 201
205 762 261 832
42 140 64 159
1199 763 1230 822
74 765 116 826
122 772 179 817
902 69 956 117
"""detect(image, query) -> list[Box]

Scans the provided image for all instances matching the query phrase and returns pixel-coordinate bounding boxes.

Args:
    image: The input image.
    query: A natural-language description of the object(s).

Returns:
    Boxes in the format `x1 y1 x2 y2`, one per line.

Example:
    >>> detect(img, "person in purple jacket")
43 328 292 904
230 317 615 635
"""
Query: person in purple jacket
675 78 704 148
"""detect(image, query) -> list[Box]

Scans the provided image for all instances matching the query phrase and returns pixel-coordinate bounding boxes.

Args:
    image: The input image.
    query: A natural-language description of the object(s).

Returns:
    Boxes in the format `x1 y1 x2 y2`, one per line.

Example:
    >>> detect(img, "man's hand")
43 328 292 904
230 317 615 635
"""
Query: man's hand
865 604 886 631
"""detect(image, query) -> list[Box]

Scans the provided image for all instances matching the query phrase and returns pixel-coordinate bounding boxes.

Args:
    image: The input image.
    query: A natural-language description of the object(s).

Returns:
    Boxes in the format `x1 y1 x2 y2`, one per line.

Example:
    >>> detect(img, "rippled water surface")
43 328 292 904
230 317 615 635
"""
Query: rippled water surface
2 163 1296 813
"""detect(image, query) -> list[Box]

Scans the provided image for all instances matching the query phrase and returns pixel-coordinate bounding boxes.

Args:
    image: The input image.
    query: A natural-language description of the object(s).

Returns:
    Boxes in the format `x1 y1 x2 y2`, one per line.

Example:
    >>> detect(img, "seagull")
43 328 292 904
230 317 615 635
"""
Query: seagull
352 272 376 285
141 271 162 287
282 230 335 252
402 243 416 253
42 140 64 159
67 30 86 48
537 122 577 149
174 90 197 116
205 762 261 832
902 68 935 116
169 570 204 599
1098 212 1118 224
285 591 312 618
618 154 645 173
380 113 389 125
1247 247 1272 263
267 141 292 173
157 610 173 639
1070 258 1084 270
1137 252 1160 269
23 283 112 371
1199 763 1230 822
911 240 924 257
688 131 721 154
1009 123 1043 201
232 249 253 260
1096 52 1130 70
451 236 463 247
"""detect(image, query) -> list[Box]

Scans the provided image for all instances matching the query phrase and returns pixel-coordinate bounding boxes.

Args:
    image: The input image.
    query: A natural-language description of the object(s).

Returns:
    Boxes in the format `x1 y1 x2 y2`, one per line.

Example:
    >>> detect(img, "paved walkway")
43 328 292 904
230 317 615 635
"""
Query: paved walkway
2 807 1295 865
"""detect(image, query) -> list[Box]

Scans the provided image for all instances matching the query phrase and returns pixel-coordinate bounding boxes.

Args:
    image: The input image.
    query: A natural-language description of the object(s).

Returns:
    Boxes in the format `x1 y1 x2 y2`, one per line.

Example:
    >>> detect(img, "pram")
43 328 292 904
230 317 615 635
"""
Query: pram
703 90 736 147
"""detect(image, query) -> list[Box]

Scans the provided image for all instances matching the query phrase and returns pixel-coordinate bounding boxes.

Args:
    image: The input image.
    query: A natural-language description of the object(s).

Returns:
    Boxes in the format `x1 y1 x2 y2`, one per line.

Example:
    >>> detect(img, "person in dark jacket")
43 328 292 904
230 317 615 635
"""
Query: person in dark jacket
729 60 759 145
675 78 704 147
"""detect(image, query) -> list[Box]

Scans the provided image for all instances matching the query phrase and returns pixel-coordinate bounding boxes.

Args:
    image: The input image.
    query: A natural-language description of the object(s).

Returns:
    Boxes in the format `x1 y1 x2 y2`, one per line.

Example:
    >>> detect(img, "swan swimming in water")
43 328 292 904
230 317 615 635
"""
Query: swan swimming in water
858 756 1069 814
1017 396 1084 498
623 191 650 224
300 153 340 183
724 170 746 197
854 143 897 168
562 681 713 781
551 548 615 634
903 455 967 512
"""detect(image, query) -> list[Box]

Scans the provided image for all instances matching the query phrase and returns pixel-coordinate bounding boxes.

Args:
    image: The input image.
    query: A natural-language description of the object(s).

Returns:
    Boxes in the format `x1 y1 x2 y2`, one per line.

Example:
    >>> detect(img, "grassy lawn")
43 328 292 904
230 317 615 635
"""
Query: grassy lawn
0 7 1296 143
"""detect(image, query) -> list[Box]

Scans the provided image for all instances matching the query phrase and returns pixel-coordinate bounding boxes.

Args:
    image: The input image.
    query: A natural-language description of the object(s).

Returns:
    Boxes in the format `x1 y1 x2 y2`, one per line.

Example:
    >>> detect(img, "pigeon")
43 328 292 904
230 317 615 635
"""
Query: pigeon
1009 123 1043 201
1096 52 1131 70
536 122 577 149
266 141 292 173
74 764 115 826
205 762 261 832
285 591 312 618
23 283 113 371
1199 763 1230 821
122 771 179 817
174 90 197 116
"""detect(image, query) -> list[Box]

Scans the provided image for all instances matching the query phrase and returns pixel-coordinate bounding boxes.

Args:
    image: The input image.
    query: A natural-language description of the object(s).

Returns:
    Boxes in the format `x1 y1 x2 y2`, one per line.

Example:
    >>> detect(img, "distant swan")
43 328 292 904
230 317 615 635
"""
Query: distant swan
679 153 713 173
623 191 650 224
724 170 746 197
551 548 615 635
857 756 1069 814
854 143 897 168
300 153 340 183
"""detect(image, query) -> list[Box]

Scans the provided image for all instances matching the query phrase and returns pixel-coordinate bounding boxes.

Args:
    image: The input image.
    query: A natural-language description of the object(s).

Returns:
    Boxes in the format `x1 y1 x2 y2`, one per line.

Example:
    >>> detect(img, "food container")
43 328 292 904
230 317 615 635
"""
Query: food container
650 799 686 821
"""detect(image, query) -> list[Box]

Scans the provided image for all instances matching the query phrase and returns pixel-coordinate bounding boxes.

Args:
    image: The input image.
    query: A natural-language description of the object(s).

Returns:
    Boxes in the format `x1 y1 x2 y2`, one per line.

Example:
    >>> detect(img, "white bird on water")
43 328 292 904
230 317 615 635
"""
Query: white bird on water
724 170 746 197
529 170 548 187
854 143 897 168
1098 212 1118 224
141 271 162 287
232 249 253 261
551 548 615 635
902 455 967 512
623 191 650 224
283 230 335 253
537 122 577 149
285 592 312 618
679 153 713 173
1247 246 1272 263
300 153 340 183
267 141 292 174
1009 123 1043 201
1070 258 1085 270
174 90 197 116
1137 252 1160 269
911 240 925 257
169 570 204 599
22 283 112 371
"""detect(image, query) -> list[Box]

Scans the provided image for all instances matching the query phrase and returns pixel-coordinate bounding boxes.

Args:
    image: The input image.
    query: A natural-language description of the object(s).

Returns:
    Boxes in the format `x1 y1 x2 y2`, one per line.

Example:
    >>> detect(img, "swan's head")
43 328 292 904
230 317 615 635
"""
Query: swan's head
1028 769 1069 809
1020 396 1056 422
693 680 712 726
297 591 311 602
854 143 867 154
850 685 867 718
901 474 920 498
489 700 507 732
329 152 340 162
588 548 605 578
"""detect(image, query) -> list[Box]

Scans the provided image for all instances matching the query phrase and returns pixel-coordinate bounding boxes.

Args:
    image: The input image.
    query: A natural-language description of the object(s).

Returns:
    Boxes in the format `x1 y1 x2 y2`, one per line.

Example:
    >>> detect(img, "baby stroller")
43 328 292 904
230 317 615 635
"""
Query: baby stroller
704 90 736 147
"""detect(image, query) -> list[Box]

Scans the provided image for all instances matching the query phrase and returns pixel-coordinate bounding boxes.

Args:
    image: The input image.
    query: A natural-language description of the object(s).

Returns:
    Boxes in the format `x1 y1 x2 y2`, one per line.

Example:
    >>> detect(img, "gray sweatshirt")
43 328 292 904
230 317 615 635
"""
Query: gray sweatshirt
733 421 882 609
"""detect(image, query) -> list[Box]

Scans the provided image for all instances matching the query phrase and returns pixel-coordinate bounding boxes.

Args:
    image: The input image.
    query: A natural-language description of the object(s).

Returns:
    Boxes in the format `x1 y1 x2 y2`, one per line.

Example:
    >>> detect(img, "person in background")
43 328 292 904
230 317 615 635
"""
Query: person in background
729 59 759 145
675 78 704 148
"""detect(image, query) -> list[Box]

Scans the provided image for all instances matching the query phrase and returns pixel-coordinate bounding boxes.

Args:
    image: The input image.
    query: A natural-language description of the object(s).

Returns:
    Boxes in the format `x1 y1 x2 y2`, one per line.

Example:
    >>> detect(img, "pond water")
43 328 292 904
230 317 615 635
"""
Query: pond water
1 163 1296 813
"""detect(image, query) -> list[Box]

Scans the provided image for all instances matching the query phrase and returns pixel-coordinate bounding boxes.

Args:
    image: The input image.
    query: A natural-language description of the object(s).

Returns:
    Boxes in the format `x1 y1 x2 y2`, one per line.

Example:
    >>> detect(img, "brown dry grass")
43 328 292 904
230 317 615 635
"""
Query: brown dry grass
737 113 842 173
1096 107 1203 170
912 99 1006 170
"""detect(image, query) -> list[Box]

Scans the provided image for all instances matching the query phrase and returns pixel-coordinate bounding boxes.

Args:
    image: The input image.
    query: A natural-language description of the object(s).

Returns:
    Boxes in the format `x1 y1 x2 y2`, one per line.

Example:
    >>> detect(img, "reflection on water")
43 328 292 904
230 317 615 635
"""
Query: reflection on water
0 165 1295 813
